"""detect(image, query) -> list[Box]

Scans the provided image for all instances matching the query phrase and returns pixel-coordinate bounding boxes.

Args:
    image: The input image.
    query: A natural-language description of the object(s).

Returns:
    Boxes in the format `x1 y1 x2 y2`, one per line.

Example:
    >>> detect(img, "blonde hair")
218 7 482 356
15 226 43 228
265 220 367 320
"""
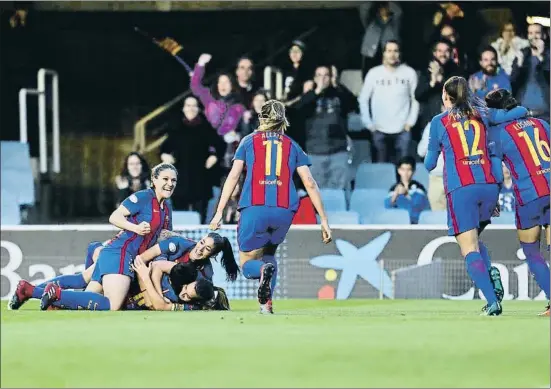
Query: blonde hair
444 76 487 120
257 100 290 133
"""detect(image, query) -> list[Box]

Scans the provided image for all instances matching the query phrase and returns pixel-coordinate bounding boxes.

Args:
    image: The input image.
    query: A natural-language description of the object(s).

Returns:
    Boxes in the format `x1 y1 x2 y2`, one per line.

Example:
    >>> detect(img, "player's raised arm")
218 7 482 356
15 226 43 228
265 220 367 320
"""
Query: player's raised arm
210 159 245 230
297 166 332 244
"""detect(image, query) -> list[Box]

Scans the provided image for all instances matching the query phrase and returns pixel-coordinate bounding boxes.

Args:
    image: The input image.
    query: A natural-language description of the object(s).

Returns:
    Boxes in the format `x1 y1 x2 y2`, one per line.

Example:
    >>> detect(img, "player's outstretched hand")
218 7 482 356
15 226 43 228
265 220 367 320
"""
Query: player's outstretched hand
209 212 223 231
320 220 332 244
134 221 151 236
131 256 150 280
198 53 212 66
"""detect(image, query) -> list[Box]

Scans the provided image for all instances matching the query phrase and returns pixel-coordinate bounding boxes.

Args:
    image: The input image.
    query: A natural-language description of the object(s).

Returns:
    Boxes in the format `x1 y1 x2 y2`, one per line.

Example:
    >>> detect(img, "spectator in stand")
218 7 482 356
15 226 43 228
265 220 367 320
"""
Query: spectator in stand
295 65 357 189
235 56 256 108
159 96 224 221
491 22 530 76
417 105 446 211
282 40 312 105
425 2 465 44
114 152 151 207
384 156 430 224
415 39 463 133
498 163 515 213
468 46 512 100
240 89 269 137
359 40 419 163
359 1 402 77
191 53 246 173
439 24 469 73
510 23 550 122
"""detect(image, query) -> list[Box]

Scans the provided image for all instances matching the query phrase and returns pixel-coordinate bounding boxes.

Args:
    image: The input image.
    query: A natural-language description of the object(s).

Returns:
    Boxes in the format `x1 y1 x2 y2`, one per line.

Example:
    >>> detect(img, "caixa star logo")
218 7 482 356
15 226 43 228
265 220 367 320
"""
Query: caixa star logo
310 232 393 299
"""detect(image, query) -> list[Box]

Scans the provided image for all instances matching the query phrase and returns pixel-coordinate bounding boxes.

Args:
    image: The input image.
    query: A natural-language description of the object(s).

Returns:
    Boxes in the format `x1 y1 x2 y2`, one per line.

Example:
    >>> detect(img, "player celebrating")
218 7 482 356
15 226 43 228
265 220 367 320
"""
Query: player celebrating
41 163 177 311
485 89 550 316
424 76 521 316
209 99 332 314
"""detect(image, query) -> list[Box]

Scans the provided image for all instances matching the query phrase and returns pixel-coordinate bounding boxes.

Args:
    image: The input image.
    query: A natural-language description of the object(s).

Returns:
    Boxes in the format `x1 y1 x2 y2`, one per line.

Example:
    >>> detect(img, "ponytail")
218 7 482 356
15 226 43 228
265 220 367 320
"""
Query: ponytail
444 76 487 120
207 233 240 282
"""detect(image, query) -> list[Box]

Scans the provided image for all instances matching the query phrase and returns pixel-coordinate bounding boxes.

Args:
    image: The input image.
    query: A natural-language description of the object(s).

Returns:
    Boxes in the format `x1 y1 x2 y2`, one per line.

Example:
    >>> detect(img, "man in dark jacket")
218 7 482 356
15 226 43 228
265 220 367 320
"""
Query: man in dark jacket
295 65 358 190
510 23 550 122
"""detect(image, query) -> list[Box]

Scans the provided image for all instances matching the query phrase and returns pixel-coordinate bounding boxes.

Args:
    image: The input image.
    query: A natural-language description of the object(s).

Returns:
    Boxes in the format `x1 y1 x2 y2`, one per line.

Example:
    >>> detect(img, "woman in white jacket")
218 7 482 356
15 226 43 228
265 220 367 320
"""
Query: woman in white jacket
491 22 529 76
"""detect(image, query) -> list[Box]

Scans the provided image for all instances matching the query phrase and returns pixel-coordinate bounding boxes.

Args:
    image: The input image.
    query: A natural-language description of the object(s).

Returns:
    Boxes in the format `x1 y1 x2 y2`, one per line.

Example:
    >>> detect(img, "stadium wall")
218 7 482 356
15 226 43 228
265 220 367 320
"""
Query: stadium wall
1 225 545 302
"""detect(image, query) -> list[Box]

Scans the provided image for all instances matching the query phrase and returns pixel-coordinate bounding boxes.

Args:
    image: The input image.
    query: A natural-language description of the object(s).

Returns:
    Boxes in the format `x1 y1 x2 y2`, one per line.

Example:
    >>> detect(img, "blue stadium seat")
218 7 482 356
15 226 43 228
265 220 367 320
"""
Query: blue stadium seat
172 211 201 225
1 168 35 206
1 189 21 225
320 189 347 212
418 210 448 225
355 162 396 189
491 212 516 225
362 209 411 225
1 141 32 171
325 211 360 225
349 189 388 220
415 164 430 190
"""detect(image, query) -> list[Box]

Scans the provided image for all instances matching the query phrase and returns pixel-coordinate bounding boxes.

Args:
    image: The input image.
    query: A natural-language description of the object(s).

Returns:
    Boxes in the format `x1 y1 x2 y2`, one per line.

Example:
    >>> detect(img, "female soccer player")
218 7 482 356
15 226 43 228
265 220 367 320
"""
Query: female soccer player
424 76 520 316
209 99 332 314
40 163 177 311
485 89 550 316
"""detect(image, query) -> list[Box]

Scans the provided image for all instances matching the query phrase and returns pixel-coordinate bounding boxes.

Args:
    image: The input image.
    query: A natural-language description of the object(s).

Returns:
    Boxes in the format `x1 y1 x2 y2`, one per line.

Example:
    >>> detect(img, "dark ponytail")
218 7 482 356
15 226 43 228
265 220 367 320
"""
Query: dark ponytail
485 88 519 111
444 76 487 120
208 233 240 282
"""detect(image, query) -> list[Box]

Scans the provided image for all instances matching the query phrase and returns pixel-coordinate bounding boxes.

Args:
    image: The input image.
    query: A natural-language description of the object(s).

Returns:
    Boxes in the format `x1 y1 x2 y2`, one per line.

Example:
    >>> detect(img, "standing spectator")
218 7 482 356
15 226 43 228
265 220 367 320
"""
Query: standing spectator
384 156 430 224
498 163 515 213
415 39 463 132
359 40 419 162
439 24 469 73
282 40 312 104
114 152 151 207
240 89 269 137
159 96 224 222
491 22 530 76
425 2 465 44
235 56 256 108
510 23 550 122
295 65 357 189
468 46 512 100
417 105 446 211
191 53 246 172
359 1 402 78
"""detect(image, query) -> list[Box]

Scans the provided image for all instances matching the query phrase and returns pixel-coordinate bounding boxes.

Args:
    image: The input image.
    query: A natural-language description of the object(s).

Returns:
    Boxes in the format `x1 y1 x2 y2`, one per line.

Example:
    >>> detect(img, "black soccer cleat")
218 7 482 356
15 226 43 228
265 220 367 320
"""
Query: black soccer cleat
40 282 61 311
8 280 34 310
257 263 275 305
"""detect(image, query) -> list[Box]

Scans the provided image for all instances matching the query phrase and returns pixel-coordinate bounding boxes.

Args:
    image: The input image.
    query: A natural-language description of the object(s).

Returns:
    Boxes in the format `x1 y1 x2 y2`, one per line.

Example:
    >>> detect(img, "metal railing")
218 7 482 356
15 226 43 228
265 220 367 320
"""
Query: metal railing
133 26 318 154
18 68 60 174
263 66 283 100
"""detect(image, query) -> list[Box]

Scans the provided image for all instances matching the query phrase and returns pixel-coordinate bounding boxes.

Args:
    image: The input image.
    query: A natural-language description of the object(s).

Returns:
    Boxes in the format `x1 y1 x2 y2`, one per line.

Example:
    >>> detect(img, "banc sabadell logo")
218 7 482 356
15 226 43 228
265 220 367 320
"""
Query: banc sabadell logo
310 232 393 300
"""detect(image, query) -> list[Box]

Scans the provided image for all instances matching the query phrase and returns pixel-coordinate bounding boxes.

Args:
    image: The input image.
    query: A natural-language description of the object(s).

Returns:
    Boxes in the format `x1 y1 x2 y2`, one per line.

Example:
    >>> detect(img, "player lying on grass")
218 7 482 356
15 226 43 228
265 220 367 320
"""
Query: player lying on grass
485 89 550 316
209 99 332 314
10 231 234 311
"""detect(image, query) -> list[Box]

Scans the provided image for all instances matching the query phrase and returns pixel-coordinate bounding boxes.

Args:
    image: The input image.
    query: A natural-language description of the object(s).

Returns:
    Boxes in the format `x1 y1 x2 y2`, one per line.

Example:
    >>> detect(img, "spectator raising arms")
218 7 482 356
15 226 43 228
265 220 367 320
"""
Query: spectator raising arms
114 152 151 207
468 46 511 100
491 22 529 76
191 53 246 169
160 96 224 222
384 156 430 224
359 40 419 162
359 1 402 77
510 23 550 122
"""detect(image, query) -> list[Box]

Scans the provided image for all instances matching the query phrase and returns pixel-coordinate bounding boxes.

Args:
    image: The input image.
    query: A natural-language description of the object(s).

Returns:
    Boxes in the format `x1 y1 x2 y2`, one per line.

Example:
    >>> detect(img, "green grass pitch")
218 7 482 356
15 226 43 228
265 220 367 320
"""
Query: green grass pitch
1 300 549 388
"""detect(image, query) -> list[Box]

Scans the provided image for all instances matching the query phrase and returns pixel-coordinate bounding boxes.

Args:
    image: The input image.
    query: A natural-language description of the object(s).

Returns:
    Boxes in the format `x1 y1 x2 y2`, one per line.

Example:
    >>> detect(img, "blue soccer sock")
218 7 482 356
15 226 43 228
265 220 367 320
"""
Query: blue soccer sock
521 241 550 300
242 260 263 280
85 242 102 269
32 286 44 299
262 255 278 298
37 274 87 290
54 290 110 311
465 252 498 305
478 241 492 271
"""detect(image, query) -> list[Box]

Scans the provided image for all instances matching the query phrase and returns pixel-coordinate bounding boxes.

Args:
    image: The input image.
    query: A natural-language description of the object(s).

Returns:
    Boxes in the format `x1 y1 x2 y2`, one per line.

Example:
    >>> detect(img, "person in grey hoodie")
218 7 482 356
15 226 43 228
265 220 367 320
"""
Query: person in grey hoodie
359 1 402 77
359 40 419 163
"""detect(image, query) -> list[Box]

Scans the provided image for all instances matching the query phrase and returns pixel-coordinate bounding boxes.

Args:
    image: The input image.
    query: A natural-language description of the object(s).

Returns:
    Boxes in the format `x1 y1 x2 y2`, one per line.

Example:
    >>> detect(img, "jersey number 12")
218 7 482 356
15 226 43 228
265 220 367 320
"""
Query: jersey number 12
452 120 484 157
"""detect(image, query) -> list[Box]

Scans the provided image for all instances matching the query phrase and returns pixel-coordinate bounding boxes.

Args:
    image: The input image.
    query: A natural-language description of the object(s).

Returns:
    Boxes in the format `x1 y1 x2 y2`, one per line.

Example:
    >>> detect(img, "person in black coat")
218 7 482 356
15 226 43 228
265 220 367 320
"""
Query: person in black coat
160 96 225 222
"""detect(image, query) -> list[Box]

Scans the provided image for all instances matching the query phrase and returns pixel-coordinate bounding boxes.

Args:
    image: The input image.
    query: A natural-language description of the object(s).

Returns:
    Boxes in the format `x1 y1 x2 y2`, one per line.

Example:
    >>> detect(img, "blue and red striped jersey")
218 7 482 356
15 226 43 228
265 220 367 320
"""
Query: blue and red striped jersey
426 111 498 194
491 116 550 206
157 236 213 281
106 189 171 257
235 131 311 211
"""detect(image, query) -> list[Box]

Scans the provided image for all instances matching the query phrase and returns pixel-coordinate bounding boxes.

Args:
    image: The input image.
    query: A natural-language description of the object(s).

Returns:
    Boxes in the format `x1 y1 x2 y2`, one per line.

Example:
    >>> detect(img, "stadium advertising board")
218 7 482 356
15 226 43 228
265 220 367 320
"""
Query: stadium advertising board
1 225 546 302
